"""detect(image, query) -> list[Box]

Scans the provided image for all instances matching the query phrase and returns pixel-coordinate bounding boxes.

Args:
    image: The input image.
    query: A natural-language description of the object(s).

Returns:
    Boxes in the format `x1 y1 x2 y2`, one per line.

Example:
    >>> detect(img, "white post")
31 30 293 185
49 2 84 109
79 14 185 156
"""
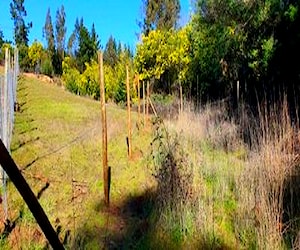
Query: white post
2 48 9 220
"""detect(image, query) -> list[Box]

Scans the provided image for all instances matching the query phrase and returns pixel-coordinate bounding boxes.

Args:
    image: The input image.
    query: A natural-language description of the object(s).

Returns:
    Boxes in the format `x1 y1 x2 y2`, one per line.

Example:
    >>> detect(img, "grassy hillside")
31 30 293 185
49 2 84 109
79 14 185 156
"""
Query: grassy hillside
0 74 153 249
1 73 299 249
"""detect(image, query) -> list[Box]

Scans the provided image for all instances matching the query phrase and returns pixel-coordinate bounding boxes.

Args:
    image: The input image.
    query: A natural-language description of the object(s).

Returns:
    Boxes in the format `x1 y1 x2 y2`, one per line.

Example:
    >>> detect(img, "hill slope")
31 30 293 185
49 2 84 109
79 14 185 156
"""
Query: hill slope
1 74 152 249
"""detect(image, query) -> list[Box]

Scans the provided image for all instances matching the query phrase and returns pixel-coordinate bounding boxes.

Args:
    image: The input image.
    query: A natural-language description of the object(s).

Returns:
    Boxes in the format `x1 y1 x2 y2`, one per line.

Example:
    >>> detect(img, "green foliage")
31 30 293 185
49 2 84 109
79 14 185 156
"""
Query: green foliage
142 0 180 34
0 29 4 48
135 28 190 92
43 8 55 55
28 40 44 71
10 0 32 46
0 43 13 62
18 43 30 71
62 56 99 99
76 19 99 73
40 56 53 77
149 118 194 241
62 56 81 94
55 5 66 57
103 35 118 68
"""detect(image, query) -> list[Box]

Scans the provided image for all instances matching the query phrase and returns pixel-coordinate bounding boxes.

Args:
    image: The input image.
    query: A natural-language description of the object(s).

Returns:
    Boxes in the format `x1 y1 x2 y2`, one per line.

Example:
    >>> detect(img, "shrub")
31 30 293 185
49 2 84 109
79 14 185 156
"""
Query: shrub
149 117 194 240
40 57 53 77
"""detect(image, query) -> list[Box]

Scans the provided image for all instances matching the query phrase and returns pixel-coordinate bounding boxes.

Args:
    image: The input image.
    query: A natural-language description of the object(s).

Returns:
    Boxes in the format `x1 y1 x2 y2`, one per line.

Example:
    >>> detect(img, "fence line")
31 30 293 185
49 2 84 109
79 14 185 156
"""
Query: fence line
0 47 19 220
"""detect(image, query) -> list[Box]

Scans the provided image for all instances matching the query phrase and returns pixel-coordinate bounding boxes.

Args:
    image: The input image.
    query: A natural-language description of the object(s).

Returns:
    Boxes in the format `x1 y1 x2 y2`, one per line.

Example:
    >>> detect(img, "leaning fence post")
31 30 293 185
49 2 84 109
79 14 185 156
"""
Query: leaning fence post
0 139 64 249
98 51 109 206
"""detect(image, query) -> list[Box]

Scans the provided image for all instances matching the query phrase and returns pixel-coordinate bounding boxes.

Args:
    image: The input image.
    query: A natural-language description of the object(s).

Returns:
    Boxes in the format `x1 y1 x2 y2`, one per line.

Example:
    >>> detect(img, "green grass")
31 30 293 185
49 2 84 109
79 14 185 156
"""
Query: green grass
2 72 287 249
1 74 153 249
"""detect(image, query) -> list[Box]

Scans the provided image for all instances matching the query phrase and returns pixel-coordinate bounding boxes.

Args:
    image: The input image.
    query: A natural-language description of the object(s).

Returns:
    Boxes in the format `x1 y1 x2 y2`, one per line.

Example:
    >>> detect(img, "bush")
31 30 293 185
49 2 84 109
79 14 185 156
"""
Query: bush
149 117 194 240
40 57 53 77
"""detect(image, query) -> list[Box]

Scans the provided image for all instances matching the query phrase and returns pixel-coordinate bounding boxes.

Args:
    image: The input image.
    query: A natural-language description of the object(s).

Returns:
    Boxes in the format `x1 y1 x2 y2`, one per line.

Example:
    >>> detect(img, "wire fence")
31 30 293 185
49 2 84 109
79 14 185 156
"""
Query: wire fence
0 47 19 220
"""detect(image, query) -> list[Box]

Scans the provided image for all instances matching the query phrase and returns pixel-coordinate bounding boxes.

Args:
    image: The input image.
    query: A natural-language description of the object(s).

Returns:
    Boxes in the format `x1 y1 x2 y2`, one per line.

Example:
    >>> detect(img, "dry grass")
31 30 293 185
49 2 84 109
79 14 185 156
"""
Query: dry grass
161 98 300 249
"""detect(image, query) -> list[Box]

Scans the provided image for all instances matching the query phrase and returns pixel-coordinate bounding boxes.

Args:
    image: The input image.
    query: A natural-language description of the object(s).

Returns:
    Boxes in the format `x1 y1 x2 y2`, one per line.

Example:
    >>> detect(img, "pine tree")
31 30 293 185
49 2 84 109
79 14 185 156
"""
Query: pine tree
76 19 99 72
103 35 118 68
10 0 32 46
90 23 100 60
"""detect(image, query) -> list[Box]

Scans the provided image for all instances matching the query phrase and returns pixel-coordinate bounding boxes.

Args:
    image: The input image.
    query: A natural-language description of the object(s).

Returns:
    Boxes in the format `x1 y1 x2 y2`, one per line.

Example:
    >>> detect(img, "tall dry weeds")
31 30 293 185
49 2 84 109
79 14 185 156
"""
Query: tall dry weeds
237 98 300 249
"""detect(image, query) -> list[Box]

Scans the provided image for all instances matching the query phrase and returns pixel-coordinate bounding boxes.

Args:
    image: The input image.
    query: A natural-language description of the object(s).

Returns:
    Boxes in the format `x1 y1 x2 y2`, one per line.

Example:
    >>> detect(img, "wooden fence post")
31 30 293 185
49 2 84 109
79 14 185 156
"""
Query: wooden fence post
143 81 145 126
146 81 149 127
180 83 183 115
98 51 109 206
0 139 64 249
137 75 140 126
126 65 132 158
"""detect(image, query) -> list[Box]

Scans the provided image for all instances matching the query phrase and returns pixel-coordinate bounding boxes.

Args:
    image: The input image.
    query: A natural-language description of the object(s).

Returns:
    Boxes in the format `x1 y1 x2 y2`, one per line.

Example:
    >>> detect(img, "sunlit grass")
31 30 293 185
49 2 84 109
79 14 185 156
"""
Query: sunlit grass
2 74 153 249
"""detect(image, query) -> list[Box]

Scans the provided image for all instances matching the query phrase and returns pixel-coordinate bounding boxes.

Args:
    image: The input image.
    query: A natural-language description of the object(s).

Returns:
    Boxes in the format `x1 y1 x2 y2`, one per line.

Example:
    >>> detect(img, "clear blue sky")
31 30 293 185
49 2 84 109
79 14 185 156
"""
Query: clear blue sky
0 0 191 49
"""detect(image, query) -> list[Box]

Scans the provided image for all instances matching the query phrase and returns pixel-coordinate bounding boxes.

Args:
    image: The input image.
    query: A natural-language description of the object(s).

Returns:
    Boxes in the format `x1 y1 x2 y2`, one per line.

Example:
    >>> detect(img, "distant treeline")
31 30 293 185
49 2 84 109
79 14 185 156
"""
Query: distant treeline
2 0 300 109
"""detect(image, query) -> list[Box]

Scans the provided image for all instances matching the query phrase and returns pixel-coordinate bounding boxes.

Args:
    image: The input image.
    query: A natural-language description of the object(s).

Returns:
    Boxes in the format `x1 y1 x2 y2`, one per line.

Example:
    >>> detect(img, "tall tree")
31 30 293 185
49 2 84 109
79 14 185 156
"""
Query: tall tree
0 29 4 48
10 0 32 46
67 17 80 57
142 0 180 34
103 35 118 68
76 19 98 72
90 23 100 52
55 5 66 58
43 8 55 55
54 5 66 75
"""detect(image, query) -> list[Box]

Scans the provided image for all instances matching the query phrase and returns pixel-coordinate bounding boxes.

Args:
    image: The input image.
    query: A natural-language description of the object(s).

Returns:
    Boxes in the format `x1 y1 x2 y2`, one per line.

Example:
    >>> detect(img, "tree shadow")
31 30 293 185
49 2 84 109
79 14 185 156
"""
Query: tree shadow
72 189 232 249
72 189 155 249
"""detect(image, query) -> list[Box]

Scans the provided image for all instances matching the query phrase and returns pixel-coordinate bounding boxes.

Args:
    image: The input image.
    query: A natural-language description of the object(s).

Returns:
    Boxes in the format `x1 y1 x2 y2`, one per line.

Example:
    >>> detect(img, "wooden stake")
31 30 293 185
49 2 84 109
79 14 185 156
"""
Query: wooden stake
146 80 149 126
137 75 140 125
179 83 183 115
98 51 109 206
143 81 145 126
126 65 132 158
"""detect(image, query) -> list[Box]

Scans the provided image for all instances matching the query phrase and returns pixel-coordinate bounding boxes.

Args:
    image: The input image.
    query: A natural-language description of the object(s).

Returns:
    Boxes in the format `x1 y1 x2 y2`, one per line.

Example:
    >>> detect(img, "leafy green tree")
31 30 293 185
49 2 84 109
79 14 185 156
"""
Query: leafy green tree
28 40 44 72
142 0 180 34
10 0 32 46
135 28 190 93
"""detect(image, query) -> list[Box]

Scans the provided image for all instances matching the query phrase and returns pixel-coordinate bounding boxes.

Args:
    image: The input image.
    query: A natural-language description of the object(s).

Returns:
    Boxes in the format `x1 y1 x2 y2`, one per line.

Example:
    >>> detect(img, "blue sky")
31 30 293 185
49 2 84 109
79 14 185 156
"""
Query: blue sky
0 0 191 49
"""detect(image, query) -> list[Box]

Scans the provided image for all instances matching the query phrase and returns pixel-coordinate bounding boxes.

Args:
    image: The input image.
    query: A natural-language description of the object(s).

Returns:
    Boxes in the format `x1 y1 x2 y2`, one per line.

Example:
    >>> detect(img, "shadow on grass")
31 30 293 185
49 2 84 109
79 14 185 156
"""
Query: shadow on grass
11 136 40 153
71 189 154 249
72 189 232 249
0 182 51 240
